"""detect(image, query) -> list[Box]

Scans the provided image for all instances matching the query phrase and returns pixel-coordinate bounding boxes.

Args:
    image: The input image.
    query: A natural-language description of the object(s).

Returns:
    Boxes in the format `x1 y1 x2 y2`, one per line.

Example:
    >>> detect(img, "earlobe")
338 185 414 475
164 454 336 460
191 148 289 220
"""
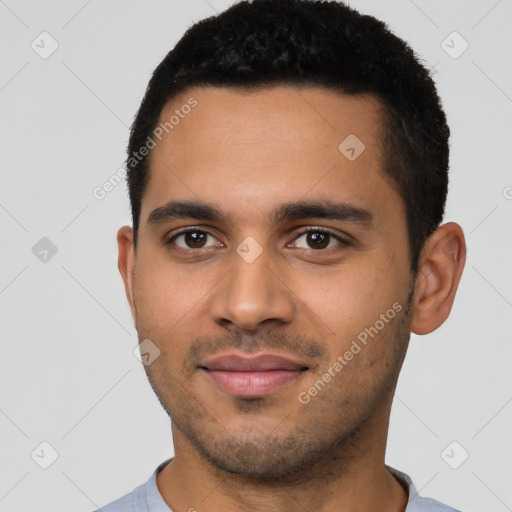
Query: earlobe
410 222 466 335
117 226 137 323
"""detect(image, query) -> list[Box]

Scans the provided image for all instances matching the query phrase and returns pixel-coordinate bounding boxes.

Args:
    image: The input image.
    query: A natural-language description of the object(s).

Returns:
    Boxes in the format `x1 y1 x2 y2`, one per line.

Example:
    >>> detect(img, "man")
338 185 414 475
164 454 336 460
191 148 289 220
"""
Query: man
97 0 466 510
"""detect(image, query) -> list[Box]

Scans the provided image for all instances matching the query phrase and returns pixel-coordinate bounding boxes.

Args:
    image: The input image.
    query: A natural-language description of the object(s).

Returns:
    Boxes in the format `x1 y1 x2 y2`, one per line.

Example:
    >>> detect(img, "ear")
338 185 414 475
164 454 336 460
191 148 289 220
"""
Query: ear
410 222 466 335
117 225 137 323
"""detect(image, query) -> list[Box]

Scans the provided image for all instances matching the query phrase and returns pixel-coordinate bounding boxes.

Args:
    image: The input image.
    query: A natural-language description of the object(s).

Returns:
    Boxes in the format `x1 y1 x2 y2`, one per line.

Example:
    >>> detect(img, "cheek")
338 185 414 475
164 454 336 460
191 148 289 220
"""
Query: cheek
133 249 231 358
292 254 408 344
132 254 200 340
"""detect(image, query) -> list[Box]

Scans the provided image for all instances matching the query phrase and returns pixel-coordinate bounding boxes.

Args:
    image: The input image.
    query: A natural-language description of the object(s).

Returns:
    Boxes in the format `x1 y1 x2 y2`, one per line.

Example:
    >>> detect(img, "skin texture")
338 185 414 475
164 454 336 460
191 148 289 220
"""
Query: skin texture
117 86 466 512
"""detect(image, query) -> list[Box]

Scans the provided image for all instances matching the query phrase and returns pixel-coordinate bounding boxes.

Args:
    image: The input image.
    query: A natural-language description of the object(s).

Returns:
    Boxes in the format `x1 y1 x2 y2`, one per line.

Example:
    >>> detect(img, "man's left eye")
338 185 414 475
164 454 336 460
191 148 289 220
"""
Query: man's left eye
290 230 345 250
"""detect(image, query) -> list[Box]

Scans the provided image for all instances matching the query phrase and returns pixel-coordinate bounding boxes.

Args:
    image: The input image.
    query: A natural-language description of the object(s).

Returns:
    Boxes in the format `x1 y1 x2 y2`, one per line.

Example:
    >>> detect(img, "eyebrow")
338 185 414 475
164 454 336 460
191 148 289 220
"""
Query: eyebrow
147 199 374 228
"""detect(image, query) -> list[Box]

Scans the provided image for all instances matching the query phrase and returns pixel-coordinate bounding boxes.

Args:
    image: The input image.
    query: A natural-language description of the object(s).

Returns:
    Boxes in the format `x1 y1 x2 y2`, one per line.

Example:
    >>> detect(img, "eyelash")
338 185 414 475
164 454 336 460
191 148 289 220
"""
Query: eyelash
165 227 350 254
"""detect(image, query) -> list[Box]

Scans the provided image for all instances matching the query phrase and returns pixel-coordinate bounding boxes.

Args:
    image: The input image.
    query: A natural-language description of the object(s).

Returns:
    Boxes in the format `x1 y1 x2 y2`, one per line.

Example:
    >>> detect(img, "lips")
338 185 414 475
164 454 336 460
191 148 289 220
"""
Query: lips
203 354 308 372
201 353 309 398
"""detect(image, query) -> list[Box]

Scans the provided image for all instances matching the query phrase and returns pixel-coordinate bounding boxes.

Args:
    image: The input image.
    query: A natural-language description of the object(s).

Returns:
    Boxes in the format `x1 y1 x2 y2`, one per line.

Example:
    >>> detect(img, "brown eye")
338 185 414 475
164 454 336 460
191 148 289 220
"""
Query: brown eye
170 230 218 249
306 231 330 249
291 229 346 251
185 231 207 248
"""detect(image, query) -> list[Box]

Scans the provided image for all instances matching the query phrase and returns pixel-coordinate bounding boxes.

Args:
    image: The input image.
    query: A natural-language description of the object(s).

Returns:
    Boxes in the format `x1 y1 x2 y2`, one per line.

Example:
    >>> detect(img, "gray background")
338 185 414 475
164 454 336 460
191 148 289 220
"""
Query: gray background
0 0 510 510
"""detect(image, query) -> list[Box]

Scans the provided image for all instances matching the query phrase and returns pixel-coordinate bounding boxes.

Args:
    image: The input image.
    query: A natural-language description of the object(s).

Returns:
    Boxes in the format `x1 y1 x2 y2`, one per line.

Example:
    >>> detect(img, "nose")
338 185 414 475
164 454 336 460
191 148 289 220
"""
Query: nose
209 248 296 332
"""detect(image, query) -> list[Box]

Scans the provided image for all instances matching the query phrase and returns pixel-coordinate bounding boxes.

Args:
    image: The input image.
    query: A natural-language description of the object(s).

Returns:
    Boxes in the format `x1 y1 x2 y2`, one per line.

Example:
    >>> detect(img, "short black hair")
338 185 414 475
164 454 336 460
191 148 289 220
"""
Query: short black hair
126 0 449 272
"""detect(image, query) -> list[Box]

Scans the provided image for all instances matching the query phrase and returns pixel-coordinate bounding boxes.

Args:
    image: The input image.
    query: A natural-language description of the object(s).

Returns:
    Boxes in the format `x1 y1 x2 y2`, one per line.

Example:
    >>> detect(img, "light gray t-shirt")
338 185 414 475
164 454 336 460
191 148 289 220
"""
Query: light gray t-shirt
92 459 461 512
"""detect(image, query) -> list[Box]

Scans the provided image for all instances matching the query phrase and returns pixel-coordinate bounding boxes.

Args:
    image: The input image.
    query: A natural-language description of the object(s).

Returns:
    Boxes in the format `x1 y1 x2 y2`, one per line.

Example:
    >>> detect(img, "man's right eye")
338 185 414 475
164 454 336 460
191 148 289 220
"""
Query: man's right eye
167 229 221 250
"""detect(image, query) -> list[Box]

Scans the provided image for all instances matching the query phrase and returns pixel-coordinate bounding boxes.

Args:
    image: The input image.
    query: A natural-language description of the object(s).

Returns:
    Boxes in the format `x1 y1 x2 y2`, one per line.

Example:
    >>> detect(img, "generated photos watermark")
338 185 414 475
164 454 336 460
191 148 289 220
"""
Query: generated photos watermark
298 301 403 404
92 96 198 200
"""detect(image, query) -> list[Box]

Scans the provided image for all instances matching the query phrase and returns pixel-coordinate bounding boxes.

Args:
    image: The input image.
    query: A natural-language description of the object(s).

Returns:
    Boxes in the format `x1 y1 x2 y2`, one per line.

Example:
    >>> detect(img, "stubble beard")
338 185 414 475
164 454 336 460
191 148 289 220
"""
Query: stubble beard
140 293 413 484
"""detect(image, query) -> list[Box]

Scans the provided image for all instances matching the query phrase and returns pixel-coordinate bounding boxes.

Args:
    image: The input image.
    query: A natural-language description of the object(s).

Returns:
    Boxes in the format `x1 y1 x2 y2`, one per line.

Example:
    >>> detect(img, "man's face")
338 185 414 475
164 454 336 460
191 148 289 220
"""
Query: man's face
123 86 415 477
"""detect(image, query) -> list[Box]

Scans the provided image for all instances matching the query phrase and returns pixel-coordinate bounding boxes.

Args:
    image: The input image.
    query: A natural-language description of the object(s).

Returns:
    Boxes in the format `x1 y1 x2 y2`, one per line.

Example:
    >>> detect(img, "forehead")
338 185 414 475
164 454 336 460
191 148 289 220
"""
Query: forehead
142 85 402 226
